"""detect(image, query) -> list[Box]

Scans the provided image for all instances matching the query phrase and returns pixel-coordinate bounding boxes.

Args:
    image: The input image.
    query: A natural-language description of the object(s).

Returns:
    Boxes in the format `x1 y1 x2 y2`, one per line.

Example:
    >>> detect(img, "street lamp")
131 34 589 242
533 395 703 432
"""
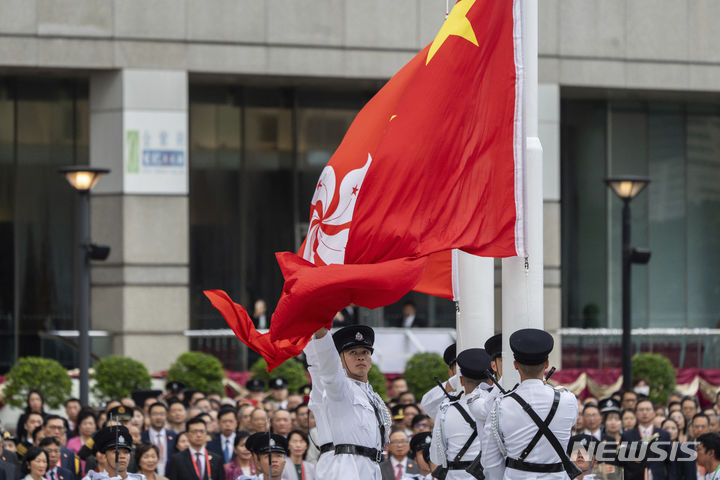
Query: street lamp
605 175 651 392
58 166 111 406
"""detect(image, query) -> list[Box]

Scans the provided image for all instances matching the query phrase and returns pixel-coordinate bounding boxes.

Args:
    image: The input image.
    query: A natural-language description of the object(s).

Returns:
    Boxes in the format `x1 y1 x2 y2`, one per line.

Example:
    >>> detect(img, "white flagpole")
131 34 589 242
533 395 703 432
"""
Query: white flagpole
502 0 543 389
456 252 495 354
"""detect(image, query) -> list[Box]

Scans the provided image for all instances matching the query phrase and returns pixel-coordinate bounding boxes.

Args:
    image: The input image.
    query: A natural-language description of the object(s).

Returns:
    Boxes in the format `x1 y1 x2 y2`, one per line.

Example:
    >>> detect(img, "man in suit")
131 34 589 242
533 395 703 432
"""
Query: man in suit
206 407 237 463
619 398 671 480
141 402 177 475
43 415 80 480
380 430 420 480
166 417 225 480
40 438 74 480
397 301 427 328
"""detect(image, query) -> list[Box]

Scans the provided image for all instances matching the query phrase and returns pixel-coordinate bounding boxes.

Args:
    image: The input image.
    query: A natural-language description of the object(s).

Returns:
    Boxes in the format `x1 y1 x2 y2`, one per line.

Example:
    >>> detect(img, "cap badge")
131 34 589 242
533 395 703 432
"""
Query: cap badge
118 436 125 445
425 436 431 444
356 332 364 341
269 438 276 447
118 407 125 414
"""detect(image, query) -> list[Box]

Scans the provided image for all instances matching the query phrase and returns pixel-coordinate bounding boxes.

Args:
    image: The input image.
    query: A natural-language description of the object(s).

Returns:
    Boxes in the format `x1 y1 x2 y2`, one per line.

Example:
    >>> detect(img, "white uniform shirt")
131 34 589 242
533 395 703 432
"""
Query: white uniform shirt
304 338 336 478
430 383 493 480
307 333 386 480
420 374 463 419
481 379 578 480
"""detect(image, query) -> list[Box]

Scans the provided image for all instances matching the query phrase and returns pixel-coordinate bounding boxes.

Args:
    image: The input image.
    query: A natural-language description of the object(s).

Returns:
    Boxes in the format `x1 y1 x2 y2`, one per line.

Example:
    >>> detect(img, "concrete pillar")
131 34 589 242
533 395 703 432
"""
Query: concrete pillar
539 83 562 369
89 69 189 373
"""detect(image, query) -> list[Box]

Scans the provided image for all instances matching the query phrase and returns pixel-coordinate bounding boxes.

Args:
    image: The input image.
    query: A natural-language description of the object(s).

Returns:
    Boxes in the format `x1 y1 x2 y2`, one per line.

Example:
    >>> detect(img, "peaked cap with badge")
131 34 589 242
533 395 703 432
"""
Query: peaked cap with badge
270 377 288 390
332 325 374 353
409 431 433 455
245 433 288 455
94 426 133 453
390 405 406 421
509 328 554 365
599 397 621 414
106 405 133 422
456 348 492 381
246 378 266 392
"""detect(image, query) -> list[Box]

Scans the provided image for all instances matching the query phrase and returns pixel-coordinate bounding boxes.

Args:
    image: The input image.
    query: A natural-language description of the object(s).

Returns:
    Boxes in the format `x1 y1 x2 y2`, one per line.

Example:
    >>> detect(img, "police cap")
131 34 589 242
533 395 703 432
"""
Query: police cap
332 325 374 353
270 377 288 390
509 329 554 365
106 405 133 421
245 433 288 455
298 384 312 396
599 397 621 414
390 405 405 421
131 389 162 407
456 348 492 381
443 343 457 367
94 426 133 453
166 381 185 394
246 378 265 392
409 431 432 455
567 433 598 456
484 333 502 360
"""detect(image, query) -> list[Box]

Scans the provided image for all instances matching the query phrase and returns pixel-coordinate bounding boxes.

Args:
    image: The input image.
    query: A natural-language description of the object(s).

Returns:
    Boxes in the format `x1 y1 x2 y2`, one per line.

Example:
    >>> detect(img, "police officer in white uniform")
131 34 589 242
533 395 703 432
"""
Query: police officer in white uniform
421 344 463 420
431 348 494 480
307 325 389 480
482 329 579 480
303 337 334 478
93 426 145 480
236 433 289 480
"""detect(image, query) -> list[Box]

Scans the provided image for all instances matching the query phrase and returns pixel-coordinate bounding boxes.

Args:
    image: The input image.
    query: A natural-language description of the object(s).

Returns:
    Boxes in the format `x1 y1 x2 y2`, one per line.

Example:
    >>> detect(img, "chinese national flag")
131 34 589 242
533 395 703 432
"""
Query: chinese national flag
206 0 524 367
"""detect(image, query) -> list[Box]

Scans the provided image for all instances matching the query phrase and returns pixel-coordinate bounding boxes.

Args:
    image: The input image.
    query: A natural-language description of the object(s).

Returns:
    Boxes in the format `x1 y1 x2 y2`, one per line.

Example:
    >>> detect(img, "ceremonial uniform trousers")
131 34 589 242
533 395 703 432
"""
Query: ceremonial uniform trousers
430 385 492 480
85 472 146 480
308 333 387 480
236 475 289 480
481 379 578 480
304 340 335 480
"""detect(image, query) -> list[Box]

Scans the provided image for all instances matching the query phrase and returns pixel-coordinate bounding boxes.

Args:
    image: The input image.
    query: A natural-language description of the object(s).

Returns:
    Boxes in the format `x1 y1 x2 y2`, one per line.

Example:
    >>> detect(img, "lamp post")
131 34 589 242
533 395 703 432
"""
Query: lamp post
58 166 110 405
605 176 651 392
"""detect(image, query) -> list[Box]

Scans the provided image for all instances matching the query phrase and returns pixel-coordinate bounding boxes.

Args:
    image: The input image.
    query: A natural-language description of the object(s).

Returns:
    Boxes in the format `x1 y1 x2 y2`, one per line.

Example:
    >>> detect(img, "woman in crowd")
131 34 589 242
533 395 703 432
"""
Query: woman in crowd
621 409 637 432
601 410 622 443
661 418 680 442
172 432 190 454
16 391 46 441
283 430 315 480
669 410 688 442
21 447 48 480
136 443 168 480
67 409 98 453
223 431 255 479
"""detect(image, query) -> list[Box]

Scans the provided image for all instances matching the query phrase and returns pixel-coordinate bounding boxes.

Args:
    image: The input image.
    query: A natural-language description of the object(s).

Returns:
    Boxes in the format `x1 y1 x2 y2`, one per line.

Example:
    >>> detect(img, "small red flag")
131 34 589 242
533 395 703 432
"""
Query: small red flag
207 0 524 367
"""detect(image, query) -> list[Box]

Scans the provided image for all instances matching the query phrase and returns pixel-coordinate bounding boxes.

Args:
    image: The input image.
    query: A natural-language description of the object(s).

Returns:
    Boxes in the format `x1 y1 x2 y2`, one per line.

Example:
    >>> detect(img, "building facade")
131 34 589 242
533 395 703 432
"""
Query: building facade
1 1 719 372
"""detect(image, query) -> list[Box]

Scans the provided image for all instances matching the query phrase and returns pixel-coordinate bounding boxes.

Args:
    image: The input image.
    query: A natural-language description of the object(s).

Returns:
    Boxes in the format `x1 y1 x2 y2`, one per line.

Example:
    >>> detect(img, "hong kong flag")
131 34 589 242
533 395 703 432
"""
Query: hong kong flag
206 0 525 368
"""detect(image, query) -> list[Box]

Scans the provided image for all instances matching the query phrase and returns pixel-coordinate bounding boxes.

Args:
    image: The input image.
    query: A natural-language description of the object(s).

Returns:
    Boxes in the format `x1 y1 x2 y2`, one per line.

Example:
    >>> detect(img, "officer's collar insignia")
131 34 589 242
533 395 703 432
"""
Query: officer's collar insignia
356 332 364 341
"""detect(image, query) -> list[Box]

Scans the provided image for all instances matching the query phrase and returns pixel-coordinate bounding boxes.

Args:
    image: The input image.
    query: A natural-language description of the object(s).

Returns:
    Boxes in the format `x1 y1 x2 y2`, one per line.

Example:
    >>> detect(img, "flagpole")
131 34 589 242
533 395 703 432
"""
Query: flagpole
502 0 543 389
455 251 494 354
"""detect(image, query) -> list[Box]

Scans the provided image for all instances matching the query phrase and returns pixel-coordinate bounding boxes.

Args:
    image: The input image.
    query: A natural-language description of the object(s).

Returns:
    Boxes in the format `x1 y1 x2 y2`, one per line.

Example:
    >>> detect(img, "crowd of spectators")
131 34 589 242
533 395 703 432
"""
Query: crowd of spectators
0 376 430 480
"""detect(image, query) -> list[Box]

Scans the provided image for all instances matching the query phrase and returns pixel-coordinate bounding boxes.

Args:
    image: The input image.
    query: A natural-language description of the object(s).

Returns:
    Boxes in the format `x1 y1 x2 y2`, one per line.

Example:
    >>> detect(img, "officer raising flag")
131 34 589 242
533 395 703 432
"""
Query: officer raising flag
306 325 390 480
481 329 579 479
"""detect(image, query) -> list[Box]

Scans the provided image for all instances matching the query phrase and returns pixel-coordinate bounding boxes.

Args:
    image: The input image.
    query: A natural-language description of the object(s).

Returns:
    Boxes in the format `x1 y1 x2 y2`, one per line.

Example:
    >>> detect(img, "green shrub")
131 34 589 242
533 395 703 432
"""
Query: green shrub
2 357 71 409
404 352 449 399
368 364 388 401
92 355 152 400
166 352 225 395
632 353 676 405
250 357 308 394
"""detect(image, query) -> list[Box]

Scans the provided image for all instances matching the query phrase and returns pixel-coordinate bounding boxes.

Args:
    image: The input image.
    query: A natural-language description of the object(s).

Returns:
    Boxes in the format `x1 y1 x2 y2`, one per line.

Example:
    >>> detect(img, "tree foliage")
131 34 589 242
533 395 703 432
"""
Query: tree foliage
92 355 152 400
632 353 676 405
404 352 449 399
2 357 71 409
368 364 388 401
166 352 225 395
250 357 308 394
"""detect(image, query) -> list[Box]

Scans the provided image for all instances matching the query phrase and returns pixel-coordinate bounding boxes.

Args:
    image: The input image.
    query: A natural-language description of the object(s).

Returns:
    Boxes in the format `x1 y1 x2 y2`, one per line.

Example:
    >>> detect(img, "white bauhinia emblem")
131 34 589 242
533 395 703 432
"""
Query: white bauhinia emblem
302 154 373 266
356 332 364 341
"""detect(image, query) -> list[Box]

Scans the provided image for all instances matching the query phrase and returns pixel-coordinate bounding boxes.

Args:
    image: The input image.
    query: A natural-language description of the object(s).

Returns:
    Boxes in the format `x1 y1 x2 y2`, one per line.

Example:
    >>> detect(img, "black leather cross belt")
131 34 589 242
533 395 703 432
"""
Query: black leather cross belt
506 458 564 472
319 443 334 454
334 444 383 463
446 460 473 470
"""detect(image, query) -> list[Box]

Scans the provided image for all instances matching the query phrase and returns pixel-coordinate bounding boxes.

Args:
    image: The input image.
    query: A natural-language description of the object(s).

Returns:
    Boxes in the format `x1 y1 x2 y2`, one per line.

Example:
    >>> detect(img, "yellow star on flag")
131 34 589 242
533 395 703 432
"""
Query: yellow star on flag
426 0 478 65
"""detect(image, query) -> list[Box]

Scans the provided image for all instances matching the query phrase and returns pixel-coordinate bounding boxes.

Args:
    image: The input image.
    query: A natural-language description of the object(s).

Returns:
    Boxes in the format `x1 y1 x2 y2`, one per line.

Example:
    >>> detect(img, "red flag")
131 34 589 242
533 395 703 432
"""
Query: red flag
207 0 524 365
